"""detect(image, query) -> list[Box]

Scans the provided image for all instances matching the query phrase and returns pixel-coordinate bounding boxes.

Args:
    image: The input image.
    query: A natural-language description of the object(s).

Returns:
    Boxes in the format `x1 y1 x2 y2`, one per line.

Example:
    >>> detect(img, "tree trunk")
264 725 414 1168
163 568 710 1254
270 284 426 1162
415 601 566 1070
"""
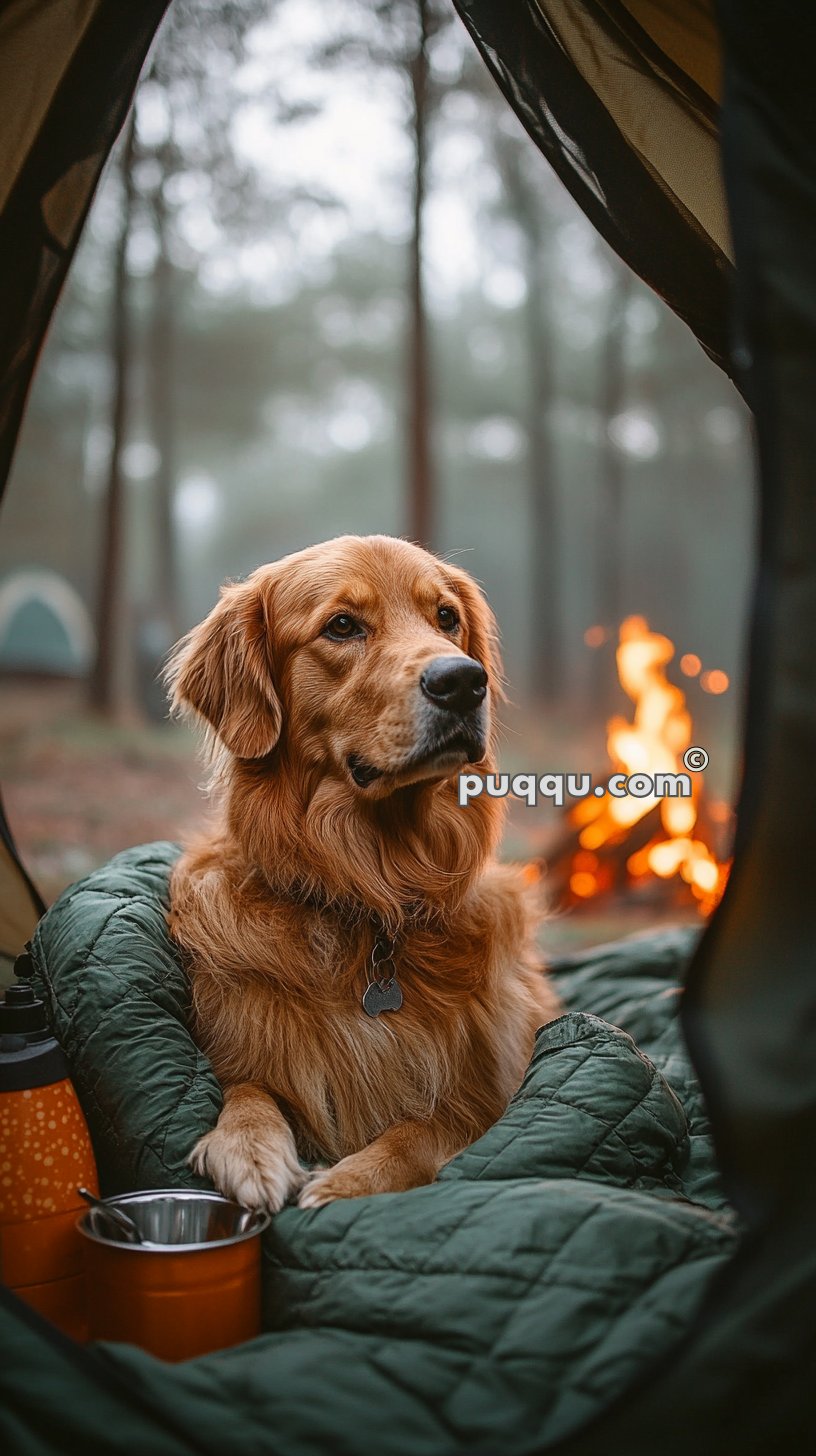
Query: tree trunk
594 267 631 702
89 111 137 715
520 202 562 704
525 232 563 704
149 146 179 647
494 129 563 704
406 0 434 547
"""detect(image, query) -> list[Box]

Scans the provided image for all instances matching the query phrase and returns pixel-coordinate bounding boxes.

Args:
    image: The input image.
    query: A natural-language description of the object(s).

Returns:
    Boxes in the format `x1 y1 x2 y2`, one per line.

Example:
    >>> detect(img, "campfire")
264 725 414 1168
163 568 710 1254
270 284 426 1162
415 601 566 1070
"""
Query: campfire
562 617 732 916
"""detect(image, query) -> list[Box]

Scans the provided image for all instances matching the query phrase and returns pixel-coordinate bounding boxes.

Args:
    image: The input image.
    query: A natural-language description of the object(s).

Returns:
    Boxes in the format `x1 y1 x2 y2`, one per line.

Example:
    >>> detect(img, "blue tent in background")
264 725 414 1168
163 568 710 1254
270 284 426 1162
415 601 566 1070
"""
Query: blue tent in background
0 570 94 676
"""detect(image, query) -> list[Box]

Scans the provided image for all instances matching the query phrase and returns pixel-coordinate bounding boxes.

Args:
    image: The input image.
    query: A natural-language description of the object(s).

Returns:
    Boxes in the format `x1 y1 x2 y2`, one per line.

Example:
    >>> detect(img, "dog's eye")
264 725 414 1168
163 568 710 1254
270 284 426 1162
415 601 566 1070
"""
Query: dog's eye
438 605 459 632
323 613 365 641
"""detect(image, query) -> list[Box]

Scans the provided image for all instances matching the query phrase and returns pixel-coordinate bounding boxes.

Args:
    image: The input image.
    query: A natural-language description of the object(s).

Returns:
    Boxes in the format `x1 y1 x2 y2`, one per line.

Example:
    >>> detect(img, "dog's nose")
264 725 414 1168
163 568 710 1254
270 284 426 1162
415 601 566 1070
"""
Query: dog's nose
420 656 487 714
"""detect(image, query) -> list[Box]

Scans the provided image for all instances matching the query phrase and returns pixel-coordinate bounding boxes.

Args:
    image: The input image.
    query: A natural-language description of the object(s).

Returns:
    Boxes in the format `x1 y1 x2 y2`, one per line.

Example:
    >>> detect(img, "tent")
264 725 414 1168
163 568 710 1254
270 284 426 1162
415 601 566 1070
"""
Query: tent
2 0 815 1447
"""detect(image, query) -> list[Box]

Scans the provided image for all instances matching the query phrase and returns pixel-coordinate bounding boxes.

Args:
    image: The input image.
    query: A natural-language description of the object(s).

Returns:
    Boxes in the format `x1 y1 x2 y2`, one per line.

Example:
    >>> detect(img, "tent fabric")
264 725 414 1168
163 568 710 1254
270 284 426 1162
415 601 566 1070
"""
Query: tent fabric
0 0 169 498
8 844 737 1454
2 0 816 1446
679 0 816 1222
0 799 43 974
452 0 733 377
0 0 170 959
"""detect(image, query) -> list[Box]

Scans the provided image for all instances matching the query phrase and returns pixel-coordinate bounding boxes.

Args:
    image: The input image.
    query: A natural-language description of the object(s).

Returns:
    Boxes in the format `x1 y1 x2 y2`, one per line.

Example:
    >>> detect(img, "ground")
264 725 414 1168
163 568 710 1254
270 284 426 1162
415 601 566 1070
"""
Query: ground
1 681 206 904
1 679 701 959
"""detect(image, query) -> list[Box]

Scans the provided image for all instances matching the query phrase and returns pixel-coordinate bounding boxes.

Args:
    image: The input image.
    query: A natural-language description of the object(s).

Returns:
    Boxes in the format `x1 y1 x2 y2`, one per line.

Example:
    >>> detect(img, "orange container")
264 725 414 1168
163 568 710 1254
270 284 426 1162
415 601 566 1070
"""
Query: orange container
78 1190 269 1361
0 982 98 1341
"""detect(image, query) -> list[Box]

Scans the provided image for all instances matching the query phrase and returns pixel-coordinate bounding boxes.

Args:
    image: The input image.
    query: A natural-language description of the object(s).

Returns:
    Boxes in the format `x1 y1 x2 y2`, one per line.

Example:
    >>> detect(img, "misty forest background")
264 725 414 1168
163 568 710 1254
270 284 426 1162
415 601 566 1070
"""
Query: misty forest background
0 0 753 943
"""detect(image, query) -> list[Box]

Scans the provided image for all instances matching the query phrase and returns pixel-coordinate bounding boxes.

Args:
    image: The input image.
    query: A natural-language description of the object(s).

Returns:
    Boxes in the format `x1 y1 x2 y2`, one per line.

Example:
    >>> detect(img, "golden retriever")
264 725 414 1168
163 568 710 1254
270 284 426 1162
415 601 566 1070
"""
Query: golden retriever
166 534 560 1210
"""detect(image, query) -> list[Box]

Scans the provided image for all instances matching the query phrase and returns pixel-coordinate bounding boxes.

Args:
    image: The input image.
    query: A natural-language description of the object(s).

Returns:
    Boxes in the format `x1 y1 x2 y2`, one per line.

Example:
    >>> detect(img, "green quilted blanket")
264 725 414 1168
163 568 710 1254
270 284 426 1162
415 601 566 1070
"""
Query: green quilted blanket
22 843 738 1455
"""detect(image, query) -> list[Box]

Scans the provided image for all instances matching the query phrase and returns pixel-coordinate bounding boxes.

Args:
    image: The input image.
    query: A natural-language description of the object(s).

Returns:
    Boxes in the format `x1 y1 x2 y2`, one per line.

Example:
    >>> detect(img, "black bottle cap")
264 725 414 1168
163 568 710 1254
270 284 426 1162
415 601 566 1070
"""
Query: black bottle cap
0 983 50 1038
0 983 68 1091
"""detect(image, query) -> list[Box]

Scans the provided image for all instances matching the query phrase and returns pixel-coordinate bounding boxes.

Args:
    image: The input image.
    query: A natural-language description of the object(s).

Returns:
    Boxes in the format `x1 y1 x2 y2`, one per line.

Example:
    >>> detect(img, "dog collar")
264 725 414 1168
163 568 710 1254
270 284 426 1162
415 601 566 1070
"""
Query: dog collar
274 880 406 1016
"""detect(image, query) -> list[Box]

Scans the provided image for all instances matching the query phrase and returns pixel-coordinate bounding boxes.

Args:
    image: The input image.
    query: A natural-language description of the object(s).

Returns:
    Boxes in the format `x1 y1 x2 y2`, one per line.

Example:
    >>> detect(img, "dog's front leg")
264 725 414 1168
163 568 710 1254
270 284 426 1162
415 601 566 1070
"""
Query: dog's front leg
298 1117 462 1209
189 1082 306 1212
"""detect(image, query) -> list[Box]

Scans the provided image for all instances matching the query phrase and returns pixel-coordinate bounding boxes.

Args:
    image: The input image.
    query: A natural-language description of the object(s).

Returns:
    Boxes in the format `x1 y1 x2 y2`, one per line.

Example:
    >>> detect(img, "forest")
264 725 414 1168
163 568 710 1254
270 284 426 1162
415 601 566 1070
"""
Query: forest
0 0 750 934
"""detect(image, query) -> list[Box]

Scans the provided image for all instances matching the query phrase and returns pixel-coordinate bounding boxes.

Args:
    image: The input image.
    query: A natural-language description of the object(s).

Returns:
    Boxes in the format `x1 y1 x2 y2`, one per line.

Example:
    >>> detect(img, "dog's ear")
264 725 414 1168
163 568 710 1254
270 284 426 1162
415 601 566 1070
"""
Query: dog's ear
443 565 507 704
165 577 281 757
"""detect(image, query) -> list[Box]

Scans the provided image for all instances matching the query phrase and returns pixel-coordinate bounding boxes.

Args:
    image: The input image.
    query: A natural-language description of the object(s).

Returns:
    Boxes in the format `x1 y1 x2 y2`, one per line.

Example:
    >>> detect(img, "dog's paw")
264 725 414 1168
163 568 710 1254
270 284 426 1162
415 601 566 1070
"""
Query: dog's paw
298 1152 386 1209
189 1124 307 1212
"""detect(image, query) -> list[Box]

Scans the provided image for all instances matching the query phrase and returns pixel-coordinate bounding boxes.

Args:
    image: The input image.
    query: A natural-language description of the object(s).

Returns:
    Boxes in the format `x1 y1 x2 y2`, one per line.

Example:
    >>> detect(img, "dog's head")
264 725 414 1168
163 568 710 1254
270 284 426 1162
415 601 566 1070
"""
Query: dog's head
167 534 503 799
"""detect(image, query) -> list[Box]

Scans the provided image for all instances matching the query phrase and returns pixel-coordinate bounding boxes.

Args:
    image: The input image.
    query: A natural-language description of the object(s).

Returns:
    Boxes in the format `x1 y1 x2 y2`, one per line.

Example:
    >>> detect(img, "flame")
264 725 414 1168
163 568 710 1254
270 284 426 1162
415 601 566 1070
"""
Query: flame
570 617 731 914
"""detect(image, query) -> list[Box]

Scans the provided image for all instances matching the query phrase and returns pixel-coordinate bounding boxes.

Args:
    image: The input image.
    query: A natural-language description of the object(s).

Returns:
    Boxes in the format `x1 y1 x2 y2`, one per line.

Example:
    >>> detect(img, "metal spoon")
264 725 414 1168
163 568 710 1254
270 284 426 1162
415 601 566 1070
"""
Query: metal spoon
77 1186 143 1244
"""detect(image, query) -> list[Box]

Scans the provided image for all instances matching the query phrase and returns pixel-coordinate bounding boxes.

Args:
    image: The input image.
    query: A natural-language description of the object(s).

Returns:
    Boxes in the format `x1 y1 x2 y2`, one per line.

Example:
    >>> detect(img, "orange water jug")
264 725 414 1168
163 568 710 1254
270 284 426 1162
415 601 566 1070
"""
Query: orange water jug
0 980 98 1339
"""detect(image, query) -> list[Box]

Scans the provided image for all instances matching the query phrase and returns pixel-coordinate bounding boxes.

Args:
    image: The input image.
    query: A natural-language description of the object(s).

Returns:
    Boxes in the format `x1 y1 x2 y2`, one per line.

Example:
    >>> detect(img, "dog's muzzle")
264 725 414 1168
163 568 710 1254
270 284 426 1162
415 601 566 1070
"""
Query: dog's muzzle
348 656 488 788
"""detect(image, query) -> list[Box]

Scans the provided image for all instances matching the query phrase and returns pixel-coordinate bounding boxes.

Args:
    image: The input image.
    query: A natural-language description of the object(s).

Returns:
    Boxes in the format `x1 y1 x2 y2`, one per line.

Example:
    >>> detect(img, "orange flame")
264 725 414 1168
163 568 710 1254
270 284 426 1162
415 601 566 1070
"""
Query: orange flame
570 617 731 914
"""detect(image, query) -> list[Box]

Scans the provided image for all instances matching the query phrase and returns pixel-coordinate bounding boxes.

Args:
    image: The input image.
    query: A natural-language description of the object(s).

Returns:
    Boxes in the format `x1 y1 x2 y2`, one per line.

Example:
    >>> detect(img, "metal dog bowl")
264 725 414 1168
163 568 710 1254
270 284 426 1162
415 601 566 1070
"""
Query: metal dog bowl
78 1189 270 1359
78 1189 269 1251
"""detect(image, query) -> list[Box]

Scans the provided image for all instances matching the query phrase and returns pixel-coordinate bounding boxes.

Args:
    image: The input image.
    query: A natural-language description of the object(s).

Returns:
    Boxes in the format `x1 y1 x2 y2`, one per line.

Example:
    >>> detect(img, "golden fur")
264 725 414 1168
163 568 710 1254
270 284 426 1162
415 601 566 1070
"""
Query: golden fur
167 534 560 1209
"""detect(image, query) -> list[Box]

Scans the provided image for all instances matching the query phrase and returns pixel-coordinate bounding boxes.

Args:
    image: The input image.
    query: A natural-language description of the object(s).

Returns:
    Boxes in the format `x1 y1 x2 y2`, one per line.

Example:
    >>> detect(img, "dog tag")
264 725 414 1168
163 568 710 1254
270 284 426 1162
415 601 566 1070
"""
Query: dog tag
362 975 403 1017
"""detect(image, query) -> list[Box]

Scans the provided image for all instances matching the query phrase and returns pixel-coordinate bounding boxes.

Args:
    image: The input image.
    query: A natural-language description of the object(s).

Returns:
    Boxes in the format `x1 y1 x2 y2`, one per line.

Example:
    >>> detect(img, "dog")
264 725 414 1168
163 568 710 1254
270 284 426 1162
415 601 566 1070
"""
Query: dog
166 534 560 1210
